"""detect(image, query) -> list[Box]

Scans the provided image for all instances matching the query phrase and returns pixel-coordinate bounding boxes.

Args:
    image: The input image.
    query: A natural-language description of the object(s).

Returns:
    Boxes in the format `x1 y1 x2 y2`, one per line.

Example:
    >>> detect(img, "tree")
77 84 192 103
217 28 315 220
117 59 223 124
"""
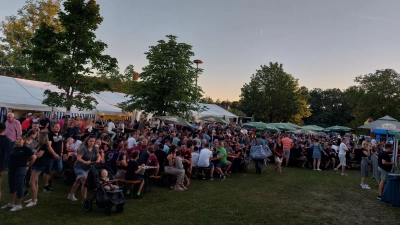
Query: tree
98 64 135 93
0 0 62 79
240 62 310 124
121 35 204 119
345 69 400 130
228 108 246 117
304 88 352 127
199 96 214 104
29 0 117 132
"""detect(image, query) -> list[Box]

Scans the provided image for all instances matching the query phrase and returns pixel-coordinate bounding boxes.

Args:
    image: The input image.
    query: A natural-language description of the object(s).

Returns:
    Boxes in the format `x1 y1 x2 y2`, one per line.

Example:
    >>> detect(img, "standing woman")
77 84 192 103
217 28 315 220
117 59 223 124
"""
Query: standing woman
23 130 37 196
68 136 100 201
164 145 185 191
273 135 284 174
1 136 36 211
309 138 326 171
360 144 372 189
26 132 49 207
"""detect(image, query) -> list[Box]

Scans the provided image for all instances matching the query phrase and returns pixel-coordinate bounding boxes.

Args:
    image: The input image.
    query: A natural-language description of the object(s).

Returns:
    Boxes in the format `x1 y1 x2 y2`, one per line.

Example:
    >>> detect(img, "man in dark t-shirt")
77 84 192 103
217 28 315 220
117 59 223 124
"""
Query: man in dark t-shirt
377 143 394 200
0 123 12 199
154 144 167 173
105 143 126 176
43 124 64 192
39 114 50 131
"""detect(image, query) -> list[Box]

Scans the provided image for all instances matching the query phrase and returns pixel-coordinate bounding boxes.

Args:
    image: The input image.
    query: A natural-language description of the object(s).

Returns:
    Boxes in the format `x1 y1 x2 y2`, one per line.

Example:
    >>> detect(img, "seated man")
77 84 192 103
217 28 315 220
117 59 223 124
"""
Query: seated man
104 143 127 177
214 141 227 180
146 146 159 176
197 143 215 180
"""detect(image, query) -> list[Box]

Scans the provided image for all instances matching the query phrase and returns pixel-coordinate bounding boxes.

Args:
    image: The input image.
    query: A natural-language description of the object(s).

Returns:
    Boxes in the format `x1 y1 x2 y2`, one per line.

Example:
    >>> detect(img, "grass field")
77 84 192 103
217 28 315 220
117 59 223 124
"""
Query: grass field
0 165 399 225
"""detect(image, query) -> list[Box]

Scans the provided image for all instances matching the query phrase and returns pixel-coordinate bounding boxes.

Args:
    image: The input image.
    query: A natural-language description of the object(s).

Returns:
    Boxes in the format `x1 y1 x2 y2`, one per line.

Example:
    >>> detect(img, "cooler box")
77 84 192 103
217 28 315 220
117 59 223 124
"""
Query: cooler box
381 173 400 207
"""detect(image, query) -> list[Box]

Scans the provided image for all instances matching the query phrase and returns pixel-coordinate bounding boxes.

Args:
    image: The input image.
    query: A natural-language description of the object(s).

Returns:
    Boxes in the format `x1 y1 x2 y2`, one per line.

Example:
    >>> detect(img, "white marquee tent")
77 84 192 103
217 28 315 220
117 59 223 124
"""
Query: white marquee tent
0 75 238 120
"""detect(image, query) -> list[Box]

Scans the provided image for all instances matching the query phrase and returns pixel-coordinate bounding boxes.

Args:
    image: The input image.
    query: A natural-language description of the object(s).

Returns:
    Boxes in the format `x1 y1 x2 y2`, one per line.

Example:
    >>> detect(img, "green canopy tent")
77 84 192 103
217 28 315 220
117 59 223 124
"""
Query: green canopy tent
324 125 352 132
293 128 316 134
301 125 325 132
268 123 297 132
157 116 193 127
242 122 279 132
199 115 228 124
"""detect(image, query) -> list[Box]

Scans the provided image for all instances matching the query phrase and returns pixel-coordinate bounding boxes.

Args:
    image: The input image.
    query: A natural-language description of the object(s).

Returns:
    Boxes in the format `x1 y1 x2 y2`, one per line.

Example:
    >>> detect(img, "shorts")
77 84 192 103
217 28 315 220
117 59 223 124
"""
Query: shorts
32 166 45 173
284 149 290 159
44 157 63 174
216 162 226 168
275 156 283 163
74 167 89 180
338 154 346 166
378 167 389 181
199 162 214 168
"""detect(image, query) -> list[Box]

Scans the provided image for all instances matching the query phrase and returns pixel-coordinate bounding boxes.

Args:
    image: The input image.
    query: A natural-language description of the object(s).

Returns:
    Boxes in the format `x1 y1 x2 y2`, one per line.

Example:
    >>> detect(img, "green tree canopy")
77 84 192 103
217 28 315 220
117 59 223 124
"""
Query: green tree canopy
304 88 352 127
121 35 204 119
0 0 62 79
29 0 117 116
240 62 310 124
345 69 400 130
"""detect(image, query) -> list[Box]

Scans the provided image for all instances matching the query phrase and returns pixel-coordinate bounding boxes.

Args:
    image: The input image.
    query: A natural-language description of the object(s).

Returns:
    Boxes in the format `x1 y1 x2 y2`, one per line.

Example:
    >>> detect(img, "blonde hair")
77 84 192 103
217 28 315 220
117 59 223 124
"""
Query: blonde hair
35 132 49 149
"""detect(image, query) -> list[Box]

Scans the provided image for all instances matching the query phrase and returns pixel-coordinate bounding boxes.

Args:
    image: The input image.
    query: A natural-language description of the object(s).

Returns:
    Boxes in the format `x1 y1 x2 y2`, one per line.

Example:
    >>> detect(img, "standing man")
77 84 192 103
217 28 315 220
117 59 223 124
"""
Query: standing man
43 124 63 192
377 143 394 200
5 113 22 145
282 134 293 167
107 119 116 141
0 123 12 199
69 121 83 140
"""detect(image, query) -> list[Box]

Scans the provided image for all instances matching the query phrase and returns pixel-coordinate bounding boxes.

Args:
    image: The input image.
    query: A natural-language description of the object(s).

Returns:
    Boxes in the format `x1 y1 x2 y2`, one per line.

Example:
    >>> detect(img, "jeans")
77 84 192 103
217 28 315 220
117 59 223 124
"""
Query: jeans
8 167 27 198
109 131 116 141
254 159 264 174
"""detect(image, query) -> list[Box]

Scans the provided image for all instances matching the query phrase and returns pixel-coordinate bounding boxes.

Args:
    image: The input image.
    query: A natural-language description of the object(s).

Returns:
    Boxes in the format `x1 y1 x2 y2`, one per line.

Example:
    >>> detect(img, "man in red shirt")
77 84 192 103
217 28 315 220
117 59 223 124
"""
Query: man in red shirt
281 134 293 167
21 113 33 132
146 146 159 175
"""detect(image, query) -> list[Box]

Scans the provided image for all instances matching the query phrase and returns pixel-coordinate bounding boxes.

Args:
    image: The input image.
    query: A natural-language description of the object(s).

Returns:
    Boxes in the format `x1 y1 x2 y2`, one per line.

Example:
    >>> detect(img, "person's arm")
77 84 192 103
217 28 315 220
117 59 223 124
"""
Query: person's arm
95 153 101 163
36 149 45 158
47 142 60 159
27 155 37 168
168 155 174 167
135 163 145 174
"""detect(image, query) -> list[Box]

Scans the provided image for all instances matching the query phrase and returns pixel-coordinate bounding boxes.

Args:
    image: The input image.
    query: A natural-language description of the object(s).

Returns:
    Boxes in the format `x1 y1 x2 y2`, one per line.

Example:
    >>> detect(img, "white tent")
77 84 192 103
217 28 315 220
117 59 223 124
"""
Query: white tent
0 75 238 119
192 103 239 122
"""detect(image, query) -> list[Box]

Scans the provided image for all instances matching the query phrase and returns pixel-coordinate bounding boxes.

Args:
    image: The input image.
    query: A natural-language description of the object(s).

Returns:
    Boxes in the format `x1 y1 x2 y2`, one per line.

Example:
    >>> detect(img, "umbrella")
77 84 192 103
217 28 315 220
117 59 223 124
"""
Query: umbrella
242 122 279 132
358 115 400 132
286 123 302 129
324 125 352 132
268 123 297 131
294 128 316 134
156 116 193 127
301 125 325 132
199 115 228 124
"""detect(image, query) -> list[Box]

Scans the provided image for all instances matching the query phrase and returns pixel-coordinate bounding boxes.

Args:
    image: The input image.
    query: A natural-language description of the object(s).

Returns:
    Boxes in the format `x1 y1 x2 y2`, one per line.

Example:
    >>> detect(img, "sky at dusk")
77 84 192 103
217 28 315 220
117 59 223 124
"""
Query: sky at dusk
1 0 399 101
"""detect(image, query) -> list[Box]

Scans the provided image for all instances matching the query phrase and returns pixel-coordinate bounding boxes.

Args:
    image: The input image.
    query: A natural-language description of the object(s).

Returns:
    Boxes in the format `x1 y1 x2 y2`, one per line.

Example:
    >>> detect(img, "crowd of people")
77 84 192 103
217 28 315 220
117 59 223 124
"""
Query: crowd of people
0 111 396 212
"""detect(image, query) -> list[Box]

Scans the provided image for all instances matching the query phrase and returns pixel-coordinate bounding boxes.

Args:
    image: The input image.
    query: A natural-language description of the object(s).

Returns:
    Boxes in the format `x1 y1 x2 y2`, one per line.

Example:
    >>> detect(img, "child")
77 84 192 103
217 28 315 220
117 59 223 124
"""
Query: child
125 151 145 198
175 151 183 170
244 149 250 173
99 169 119 191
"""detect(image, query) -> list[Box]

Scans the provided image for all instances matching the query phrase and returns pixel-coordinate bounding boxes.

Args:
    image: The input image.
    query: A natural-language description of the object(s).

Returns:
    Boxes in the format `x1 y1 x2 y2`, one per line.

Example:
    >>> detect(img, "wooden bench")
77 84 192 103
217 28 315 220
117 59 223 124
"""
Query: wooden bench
116 177 142 198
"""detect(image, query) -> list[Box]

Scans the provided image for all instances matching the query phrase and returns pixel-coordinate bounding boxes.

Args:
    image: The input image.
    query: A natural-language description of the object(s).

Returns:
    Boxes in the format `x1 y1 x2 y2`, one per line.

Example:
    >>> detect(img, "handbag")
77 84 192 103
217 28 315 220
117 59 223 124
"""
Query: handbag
250 145 272 160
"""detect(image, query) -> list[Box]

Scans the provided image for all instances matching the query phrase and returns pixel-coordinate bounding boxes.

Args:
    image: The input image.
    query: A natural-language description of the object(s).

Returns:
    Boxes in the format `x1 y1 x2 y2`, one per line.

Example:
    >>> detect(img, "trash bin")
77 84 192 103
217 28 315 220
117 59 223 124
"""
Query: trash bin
381 173 400 207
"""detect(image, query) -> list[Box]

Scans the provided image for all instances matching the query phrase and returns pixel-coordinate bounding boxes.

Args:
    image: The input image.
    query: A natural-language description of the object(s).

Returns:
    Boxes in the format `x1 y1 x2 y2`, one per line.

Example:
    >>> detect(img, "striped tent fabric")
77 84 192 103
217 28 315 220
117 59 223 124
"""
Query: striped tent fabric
125 116 131 121
0 107 7 123
44 112 96 120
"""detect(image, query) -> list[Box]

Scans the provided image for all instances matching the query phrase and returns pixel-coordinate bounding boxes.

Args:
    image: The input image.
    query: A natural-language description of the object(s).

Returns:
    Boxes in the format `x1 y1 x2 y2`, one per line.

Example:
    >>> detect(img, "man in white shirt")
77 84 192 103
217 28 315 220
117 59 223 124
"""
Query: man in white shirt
127 133 137 148
371 138 377 147
334 138 349 176
107 119 116 141
197 143 215 180
240 128 248 135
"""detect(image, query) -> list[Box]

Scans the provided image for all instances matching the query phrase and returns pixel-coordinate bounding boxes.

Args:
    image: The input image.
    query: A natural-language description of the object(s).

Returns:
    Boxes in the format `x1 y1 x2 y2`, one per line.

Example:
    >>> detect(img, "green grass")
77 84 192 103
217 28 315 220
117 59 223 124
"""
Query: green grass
1 165 400 225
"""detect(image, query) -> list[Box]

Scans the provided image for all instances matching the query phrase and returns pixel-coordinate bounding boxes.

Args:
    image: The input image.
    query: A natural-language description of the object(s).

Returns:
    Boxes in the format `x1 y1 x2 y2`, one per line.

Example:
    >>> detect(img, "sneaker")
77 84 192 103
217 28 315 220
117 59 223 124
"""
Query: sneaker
360 183 363 187
26 201 37 207
210 177 214 181
220 175 226 180
333 168 338 173
67 194 77 201
362 184 371 190
341 173 348 176
174 186 183 191
24 199 32 203
317 169 322 171
10 205 23 212
377 196 382 200
43 185 52 193
202 176 205 180
1 203 15 209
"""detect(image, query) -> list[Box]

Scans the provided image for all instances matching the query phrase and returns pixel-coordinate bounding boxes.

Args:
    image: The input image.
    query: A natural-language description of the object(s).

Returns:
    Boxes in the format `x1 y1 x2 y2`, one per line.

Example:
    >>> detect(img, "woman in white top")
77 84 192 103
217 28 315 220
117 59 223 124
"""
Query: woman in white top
334 138 349 176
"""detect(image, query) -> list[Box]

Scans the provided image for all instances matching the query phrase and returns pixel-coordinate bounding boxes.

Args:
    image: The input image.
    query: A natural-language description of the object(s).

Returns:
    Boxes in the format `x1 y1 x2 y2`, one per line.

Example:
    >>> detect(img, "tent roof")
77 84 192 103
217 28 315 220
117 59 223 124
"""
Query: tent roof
193 103 238 118
0 76 236 118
